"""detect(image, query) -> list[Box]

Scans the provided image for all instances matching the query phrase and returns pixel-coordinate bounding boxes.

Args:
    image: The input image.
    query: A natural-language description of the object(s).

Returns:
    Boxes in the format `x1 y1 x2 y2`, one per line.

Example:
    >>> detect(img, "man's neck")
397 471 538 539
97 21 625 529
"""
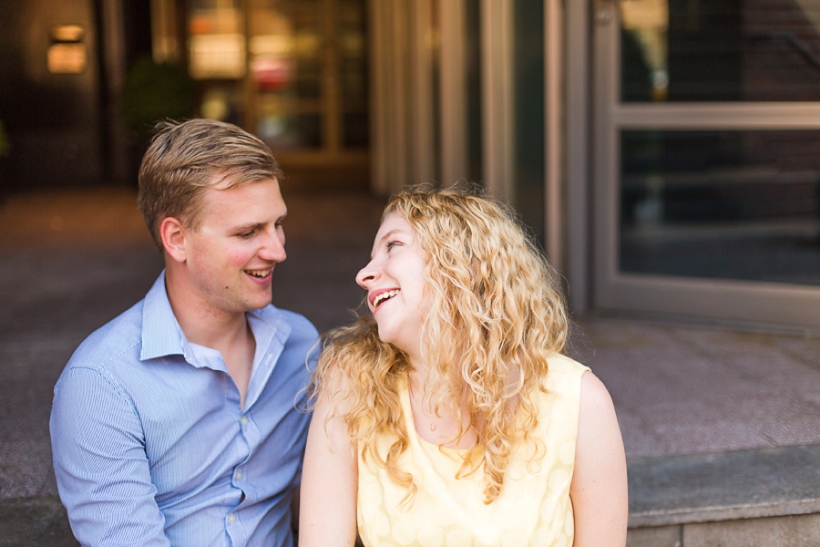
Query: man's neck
164 268 257 408
164 274 247 348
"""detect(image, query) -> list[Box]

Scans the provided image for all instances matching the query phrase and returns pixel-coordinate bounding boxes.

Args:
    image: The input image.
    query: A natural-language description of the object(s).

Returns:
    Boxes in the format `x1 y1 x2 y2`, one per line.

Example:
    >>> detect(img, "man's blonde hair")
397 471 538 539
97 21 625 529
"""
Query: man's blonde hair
138 118 284 249
312 185 569 504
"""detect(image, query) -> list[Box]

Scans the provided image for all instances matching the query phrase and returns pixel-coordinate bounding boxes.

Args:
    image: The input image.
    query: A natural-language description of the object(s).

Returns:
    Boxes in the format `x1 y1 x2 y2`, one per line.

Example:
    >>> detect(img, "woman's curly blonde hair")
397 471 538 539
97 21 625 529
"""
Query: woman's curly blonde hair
310 185 569 504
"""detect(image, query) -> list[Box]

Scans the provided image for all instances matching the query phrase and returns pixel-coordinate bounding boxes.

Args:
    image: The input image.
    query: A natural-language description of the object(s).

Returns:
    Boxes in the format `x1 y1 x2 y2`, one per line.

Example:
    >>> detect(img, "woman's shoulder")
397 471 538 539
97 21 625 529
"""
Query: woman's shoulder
545 353 590 377
531 353 590 410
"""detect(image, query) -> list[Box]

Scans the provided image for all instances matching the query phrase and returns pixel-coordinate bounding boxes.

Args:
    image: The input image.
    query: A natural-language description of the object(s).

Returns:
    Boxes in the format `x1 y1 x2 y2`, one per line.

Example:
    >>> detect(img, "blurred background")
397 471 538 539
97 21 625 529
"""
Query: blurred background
1 0 820 330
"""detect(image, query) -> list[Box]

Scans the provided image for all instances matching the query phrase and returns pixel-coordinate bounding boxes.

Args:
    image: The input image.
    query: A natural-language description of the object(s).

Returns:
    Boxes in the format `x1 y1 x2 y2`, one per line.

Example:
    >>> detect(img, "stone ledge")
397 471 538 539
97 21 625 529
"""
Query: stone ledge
0 495 77 547
628 444 820 528
627 513 820 547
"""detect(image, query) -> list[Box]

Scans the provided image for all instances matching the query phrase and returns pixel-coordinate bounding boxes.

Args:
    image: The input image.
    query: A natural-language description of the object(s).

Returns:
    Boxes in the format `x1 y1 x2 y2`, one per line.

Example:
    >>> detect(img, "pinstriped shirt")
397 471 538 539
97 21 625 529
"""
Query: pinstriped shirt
50 272 319 547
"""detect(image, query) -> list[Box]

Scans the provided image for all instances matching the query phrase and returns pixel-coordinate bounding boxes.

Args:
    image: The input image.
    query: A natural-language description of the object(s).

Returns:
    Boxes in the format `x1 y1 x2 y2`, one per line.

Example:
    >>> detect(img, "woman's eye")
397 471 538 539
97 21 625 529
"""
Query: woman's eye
386 240 400 251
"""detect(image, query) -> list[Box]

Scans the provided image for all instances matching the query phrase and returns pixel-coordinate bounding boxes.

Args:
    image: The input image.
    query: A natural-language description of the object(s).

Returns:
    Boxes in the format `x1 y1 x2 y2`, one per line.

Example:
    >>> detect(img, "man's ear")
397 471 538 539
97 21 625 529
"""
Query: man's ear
160 217 187 263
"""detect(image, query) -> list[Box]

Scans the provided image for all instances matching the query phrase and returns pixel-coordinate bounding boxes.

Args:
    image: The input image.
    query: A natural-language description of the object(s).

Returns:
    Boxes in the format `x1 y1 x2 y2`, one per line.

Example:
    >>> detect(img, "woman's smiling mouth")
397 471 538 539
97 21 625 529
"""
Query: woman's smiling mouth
370 288 399 310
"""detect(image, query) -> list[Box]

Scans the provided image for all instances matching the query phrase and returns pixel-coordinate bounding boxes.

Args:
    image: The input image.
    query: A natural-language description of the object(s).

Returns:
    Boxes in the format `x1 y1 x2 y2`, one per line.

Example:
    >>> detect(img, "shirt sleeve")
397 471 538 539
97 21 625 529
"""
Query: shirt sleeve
50 365 171 547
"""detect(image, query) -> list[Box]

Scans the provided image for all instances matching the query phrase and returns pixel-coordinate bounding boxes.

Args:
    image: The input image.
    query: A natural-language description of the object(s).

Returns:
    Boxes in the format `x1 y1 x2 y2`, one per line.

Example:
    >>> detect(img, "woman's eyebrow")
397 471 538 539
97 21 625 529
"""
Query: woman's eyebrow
378 229 400 244
370 229 401 259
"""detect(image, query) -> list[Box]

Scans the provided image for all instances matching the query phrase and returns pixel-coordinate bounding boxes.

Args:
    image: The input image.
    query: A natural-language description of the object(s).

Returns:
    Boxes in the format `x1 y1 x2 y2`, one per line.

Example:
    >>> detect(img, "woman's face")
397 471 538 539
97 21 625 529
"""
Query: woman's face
356 212 429 359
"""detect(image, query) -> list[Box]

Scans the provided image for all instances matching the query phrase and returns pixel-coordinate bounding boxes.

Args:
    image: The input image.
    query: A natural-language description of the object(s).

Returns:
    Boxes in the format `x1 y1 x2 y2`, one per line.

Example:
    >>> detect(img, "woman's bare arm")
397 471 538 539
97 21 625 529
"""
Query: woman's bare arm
299 382 359 547
570 371 629 547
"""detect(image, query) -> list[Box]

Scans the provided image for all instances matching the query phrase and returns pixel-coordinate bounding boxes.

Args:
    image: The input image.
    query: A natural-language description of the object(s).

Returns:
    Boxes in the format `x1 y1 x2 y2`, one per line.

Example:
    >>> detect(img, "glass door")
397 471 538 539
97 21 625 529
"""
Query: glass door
593 0 820 330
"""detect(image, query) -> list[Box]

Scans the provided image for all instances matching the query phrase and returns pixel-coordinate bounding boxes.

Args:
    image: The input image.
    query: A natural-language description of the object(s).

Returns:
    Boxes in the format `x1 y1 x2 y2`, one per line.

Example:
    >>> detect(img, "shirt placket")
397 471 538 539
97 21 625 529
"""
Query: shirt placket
227 409 260 547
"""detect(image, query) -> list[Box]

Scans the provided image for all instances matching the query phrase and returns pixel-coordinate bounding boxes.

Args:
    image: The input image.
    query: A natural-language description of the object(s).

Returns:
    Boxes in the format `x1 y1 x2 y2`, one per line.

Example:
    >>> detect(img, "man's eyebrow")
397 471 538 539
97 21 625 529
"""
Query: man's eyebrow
231 221 268 232
232 213 287 232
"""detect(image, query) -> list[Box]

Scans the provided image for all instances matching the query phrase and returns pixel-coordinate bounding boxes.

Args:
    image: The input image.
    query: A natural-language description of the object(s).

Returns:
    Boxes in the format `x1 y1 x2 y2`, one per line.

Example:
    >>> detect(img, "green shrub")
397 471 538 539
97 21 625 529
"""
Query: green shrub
121 56 196 134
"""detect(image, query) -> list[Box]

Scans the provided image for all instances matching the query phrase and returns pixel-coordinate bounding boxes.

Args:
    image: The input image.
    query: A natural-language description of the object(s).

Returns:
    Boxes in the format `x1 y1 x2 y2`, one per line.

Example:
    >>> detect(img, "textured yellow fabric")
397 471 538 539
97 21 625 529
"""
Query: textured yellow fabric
357 354 589 547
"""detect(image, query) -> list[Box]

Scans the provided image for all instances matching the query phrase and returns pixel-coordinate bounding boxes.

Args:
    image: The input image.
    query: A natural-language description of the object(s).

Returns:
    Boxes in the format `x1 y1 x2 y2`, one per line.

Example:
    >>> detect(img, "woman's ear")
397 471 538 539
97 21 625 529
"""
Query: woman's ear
159 217 187 263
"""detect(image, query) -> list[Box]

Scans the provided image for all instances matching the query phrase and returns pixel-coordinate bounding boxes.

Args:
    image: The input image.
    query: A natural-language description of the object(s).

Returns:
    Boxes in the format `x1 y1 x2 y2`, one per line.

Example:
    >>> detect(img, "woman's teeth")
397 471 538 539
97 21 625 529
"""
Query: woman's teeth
246 269 271 278
373 289 399 307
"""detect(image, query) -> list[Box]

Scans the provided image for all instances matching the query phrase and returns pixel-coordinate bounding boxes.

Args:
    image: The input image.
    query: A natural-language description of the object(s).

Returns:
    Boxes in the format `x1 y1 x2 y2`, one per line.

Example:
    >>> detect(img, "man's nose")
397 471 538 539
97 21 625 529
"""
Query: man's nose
259 229 287 262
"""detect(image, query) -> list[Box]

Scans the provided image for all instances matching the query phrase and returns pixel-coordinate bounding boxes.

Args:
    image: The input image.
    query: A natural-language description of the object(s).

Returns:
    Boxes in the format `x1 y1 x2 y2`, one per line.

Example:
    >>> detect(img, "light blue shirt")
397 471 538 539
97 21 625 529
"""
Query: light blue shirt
50 272 319 547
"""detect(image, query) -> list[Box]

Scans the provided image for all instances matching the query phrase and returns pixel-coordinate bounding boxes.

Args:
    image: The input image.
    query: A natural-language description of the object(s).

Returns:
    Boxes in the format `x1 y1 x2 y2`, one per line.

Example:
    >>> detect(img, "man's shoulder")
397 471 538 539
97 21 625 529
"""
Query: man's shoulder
66 299 145 373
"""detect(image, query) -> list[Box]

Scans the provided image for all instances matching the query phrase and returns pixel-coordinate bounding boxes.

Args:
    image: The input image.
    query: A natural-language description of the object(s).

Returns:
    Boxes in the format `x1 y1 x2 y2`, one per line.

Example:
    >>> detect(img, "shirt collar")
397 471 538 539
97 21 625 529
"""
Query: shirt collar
140 271 186 362
139 271 293 367
247 303 293 359
244 307 292 409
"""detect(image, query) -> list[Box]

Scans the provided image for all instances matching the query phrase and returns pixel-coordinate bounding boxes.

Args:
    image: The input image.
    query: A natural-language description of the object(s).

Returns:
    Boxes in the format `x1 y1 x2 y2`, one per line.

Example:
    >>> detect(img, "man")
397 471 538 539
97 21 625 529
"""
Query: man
50 119 318 547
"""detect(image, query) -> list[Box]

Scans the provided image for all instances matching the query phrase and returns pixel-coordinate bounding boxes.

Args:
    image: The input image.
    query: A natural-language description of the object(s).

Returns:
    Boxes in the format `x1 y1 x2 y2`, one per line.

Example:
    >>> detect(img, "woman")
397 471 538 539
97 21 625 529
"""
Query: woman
300 187 628 546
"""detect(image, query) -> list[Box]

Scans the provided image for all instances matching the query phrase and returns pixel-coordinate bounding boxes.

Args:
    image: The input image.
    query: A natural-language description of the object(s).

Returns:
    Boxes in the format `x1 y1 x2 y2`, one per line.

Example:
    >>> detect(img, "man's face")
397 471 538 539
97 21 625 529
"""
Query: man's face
182 177 287 316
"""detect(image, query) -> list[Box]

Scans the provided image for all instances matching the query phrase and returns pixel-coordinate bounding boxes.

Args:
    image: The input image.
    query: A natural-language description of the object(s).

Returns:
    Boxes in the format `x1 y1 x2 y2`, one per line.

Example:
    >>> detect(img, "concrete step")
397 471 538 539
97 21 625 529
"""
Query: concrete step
3 444 819 546
627 444 820 546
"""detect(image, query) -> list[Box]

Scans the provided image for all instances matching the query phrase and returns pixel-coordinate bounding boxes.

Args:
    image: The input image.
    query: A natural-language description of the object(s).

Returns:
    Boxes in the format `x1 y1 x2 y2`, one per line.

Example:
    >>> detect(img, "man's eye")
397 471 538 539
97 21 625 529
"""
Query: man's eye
238 231 255 239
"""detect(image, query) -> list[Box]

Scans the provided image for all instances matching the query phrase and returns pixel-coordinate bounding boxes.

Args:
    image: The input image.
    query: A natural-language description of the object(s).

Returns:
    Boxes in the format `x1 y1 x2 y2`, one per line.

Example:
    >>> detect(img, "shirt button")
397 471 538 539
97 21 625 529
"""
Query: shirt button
227 513 236 524
235 470 243 480
240 416 248 425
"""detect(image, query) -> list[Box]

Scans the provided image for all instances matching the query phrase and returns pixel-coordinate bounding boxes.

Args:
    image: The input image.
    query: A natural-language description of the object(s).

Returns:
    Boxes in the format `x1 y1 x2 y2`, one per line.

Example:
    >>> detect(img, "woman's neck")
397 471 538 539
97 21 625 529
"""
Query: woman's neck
406 363 478 449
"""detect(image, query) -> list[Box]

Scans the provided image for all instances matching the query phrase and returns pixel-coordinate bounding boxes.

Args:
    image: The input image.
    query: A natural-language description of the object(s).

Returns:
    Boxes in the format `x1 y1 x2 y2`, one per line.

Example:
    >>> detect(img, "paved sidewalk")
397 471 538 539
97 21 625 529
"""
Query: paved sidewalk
1 188 819 541
570 317 820 458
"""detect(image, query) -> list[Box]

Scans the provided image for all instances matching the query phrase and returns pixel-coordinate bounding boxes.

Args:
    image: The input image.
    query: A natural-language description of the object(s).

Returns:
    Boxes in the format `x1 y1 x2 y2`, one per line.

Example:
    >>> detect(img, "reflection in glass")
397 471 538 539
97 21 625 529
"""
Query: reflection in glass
620 0 668 101
183 0 368 158
245 0 367 150
620 130 820 285
188 0 246 79
621 0 820 102
186 0 245 125
249 0 322 149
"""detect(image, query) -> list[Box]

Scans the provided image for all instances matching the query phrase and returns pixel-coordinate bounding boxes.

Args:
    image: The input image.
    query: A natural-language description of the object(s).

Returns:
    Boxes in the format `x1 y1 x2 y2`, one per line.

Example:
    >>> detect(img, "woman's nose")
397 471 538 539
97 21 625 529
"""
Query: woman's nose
355 260 379 289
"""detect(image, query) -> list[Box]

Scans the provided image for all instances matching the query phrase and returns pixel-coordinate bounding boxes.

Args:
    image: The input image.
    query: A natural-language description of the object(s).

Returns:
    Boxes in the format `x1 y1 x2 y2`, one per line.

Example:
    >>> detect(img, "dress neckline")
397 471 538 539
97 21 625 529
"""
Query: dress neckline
399 377 471 454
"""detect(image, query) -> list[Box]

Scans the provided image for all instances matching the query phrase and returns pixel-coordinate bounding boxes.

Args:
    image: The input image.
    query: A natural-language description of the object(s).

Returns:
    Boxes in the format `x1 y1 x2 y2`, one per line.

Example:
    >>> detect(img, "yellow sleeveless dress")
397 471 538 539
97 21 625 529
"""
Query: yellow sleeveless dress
357 354 589 547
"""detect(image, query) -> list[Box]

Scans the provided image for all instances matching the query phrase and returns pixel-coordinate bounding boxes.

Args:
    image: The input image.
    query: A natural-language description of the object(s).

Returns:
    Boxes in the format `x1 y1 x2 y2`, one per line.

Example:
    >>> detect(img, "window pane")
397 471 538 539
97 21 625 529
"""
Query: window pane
620 130 820 285
621 0 820 102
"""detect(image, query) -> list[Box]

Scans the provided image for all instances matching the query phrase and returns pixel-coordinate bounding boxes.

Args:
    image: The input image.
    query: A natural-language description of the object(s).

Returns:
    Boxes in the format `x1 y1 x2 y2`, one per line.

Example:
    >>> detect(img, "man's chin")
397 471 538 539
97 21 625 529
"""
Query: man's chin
248 291 274 311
